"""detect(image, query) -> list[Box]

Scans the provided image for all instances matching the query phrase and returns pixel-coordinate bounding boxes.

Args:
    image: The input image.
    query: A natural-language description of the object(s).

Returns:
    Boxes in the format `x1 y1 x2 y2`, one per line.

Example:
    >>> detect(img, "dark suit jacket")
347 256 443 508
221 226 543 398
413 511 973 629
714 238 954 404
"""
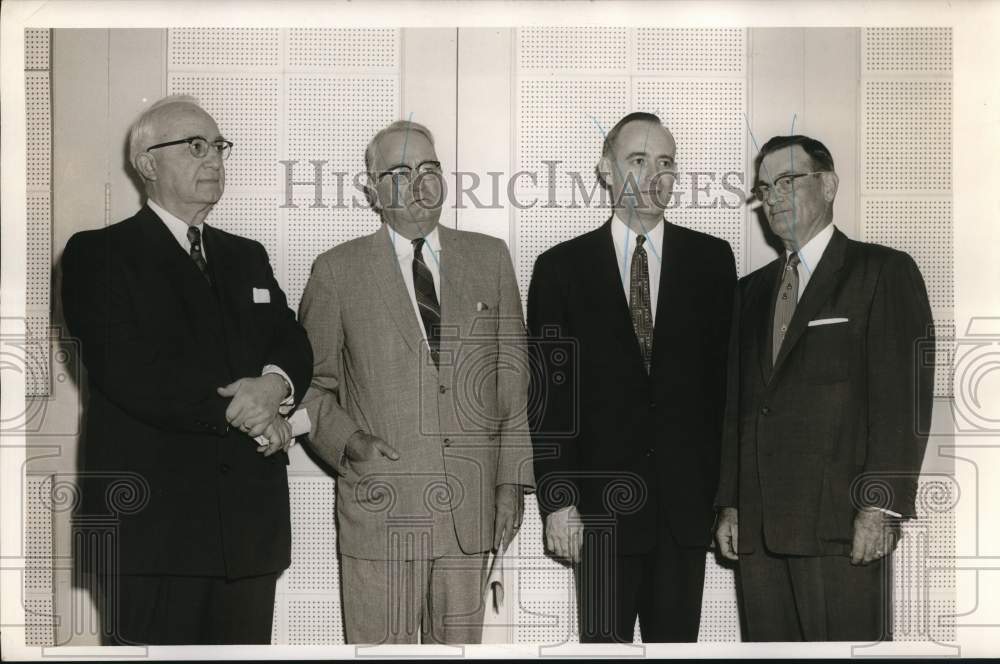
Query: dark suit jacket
528 219 736 553
715 227 934 557
62 204 312 578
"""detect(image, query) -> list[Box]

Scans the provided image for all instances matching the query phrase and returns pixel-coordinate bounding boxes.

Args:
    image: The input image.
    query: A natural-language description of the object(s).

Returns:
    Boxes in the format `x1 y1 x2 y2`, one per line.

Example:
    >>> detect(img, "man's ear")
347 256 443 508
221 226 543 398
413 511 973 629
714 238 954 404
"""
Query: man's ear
822 171 839 202
134 152 157 181
363 172 381 212
596 156 612 190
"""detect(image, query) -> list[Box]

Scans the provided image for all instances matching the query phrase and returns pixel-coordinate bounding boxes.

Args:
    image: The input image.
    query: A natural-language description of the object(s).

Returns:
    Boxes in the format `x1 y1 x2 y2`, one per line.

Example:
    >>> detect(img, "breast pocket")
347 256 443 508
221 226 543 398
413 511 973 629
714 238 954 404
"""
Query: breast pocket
800 322 851 384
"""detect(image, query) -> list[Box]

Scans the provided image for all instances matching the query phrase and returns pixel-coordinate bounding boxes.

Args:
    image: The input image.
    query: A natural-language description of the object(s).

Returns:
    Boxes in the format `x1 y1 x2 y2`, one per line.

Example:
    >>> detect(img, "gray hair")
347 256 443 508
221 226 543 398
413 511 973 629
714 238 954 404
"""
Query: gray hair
364 120 435 178
127 94 204 173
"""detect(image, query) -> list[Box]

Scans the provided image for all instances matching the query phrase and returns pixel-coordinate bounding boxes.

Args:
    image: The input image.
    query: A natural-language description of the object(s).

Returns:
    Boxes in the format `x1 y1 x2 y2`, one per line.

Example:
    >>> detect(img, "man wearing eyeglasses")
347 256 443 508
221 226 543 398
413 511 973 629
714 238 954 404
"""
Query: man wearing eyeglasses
714 134 934 640
295 120 534 643
61 95 313 644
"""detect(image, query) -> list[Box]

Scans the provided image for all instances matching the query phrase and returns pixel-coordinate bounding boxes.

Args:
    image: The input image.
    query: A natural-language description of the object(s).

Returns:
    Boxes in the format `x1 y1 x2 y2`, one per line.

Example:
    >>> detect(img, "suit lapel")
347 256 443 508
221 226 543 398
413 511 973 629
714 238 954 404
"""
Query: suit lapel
202 224 245 379
754 257 784 385
136 206 227 347
437 225 469 337
770 228 848 379
593 218 648 377
649 221 681 379
369 223 425 355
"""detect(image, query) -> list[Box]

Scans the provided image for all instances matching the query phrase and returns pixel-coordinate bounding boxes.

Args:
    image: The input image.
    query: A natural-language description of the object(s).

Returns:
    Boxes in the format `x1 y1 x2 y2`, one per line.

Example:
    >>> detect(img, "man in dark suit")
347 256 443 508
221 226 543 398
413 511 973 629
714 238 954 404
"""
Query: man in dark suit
61 95 312 645
528 112 736 642
714 134 934 641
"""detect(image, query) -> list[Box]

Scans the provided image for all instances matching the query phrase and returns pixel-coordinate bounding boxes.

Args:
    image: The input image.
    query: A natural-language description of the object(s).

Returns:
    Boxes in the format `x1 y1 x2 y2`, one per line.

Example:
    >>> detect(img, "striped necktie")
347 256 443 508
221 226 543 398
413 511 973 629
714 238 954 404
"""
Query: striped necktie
412 238 441 367
187 226 211 284
772 252 801 364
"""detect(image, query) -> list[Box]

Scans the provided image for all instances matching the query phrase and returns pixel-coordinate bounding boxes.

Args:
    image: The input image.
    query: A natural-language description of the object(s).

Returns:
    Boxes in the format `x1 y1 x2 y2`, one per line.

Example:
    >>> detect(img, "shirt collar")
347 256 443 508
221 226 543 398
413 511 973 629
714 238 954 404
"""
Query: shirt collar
611 211 665 252
389 224 441 260
787 222 836 270
147 198 204 244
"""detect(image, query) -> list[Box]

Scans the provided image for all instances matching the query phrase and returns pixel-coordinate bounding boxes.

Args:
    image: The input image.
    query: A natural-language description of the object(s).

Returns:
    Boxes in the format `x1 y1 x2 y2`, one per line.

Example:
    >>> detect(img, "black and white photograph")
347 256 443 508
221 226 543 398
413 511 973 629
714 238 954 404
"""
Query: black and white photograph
1 0 997 659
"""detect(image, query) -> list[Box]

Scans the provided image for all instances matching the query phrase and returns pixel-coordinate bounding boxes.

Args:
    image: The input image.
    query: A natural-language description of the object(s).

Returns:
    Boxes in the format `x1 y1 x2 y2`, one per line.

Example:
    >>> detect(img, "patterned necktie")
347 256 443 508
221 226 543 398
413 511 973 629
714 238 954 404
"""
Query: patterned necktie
629 235 654 374
412 238 441 367
187 225 211 284
772 252 801 364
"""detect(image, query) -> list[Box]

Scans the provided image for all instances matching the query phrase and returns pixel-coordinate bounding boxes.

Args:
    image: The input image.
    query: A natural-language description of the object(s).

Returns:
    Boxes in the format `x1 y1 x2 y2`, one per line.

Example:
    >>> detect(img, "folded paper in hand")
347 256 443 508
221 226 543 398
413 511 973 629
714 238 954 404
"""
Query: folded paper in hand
485 547 505 610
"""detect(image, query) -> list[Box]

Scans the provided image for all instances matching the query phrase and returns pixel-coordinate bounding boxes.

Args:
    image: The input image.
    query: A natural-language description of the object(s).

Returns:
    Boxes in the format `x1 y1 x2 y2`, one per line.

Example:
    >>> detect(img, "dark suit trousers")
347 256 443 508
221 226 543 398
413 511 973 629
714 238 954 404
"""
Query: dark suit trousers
98 573 279 645
576 529 706 643
738 531 891 641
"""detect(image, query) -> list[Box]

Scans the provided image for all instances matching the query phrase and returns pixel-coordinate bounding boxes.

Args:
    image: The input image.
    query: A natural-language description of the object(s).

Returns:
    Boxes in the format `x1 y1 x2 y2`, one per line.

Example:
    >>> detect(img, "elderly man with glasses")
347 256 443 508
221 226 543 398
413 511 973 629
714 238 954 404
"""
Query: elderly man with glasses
714 134 935 641
61 94 313 645
295 119 534 644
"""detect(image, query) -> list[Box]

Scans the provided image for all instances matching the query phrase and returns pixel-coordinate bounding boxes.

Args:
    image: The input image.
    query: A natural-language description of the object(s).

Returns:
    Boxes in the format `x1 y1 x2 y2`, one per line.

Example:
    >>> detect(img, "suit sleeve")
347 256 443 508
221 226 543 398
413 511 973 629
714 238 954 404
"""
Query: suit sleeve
298 254 361 474
254 241 312 403
861 251 935 518
714 284 742 509
526 251 581 518
494 241 536 491
61 232 230 435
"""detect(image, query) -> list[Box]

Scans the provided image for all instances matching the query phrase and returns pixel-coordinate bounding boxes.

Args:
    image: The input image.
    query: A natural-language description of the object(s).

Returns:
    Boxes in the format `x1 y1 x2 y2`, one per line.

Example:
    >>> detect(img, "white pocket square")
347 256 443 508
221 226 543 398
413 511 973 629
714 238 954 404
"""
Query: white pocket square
253 287 271 304
808 317 848 327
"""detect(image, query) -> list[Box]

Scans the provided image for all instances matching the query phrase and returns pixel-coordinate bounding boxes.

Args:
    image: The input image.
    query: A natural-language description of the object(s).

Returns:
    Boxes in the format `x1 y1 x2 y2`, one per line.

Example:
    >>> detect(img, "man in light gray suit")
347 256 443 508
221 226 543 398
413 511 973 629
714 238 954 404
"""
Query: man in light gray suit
297 120 534 644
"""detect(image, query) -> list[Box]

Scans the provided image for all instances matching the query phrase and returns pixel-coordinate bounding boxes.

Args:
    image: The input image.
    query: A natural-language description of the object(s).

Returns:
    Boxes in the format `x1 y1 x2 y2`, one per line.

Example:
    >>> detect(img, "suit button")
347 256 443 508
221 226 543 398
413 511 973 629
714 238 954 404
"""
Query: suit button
649 401 656 410
219 464 230 474
760 406 770 416
439 385 448 394
645 448 655 457
443 438 452 447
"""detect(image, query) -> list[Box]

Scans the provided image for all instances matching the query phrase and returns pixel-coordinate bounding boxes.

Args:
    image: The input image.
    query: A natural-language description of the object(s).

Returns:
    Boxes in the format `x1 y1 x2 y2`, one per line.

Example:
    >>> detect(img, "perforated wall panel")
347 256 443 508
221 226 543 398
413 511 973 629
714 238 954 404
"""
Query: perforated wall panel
25 475 53 646
862 198 953 313
27 192 51 308
169 28 280 69
518 27 628 72
636 28 744 75
207 194 281 271
25 28 50 70
168 73 280 191
26 71 50 190
861 28 952 400
864 28 952 74
635 78 745 266
285 199 381 311
862 80 951 193
286 74 398 178
287 29 399 70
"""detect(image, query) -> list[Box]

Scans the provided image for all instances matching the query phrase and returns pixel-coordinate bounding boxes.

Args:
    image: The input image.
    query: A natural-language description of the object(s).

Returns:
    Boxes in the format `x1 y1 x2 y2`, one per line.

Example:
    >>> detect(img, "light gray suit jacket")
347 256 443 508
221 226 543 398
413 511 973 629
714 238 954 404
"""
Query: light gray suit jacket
300 223 535 560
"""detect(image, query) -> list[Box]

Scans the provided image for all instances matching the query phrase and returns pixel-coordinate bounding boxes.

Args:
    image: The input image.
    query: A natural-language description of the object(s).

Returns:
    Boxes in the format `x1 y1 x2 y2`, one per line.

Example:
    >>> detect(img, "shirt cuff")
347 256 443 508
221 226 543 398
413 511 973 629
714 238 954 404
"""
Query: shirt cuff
262 364 295 414
255 408 311 448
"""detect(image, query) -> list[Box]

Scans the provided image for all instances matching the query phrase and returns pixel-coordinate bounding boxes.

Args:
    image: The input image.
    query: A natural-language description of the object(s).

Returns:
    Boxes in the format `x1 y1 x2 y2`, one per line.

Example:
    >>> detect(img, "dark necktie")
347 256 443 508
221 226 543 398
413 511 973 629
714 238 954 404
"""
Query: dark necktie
629 235 654 374
412 238 441 367
187 226 211 284
772 252 801 363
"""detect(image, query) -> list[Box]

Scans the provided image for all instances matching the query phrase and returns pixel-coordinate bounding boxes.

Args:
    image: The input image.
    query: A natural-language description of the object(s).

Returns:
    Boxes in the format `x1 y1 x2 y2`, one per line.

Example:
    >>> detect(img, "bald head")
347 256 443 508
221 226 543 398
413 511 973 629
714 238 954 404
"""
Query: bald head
128 95 210 173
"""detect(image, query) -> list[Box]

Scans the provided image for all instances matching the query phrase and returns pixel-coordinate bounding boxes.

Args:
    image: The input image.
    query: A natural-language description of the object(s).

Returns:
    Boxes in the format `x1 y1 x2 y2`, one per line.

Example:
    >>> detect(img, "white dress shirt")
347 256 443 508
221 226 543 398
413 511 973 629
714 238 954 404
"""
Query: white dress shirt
610 212 665 323
786 221 836 302
145 199 296 441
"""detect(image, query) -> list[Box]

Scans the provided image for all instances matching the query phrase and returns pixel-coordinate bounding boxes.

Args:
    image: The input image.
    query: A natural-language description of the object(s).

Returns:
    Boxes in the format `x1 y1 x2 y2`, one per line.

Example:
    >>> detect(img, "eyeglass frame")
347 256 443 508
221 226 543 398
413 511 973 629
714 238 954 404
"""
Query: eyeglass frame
145 135 234 160
751 171 828 201
376 160 443 183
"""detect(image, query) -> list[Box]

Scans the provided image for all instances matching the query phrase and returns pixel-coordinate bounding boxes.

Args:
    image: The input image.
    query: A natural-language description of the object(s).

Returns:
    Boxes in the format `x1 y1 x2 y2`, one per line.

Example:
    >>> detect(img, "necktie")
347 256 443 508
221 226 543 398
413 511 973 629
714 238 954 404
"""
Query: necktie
187 226 211 284
412 238 441 367
629 235 654 374
772 252 801 364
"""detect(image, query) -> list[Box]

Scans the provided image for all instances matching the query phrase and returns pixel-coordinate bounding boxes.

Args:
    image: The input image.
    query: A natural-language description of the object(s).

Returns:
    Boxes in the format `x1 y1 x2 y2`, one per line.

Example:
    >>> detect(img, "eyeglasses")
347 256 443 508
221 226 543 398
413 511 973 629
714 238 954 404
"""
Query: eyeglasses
377 161 443 182
145 136 234 160
751 171 826 201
